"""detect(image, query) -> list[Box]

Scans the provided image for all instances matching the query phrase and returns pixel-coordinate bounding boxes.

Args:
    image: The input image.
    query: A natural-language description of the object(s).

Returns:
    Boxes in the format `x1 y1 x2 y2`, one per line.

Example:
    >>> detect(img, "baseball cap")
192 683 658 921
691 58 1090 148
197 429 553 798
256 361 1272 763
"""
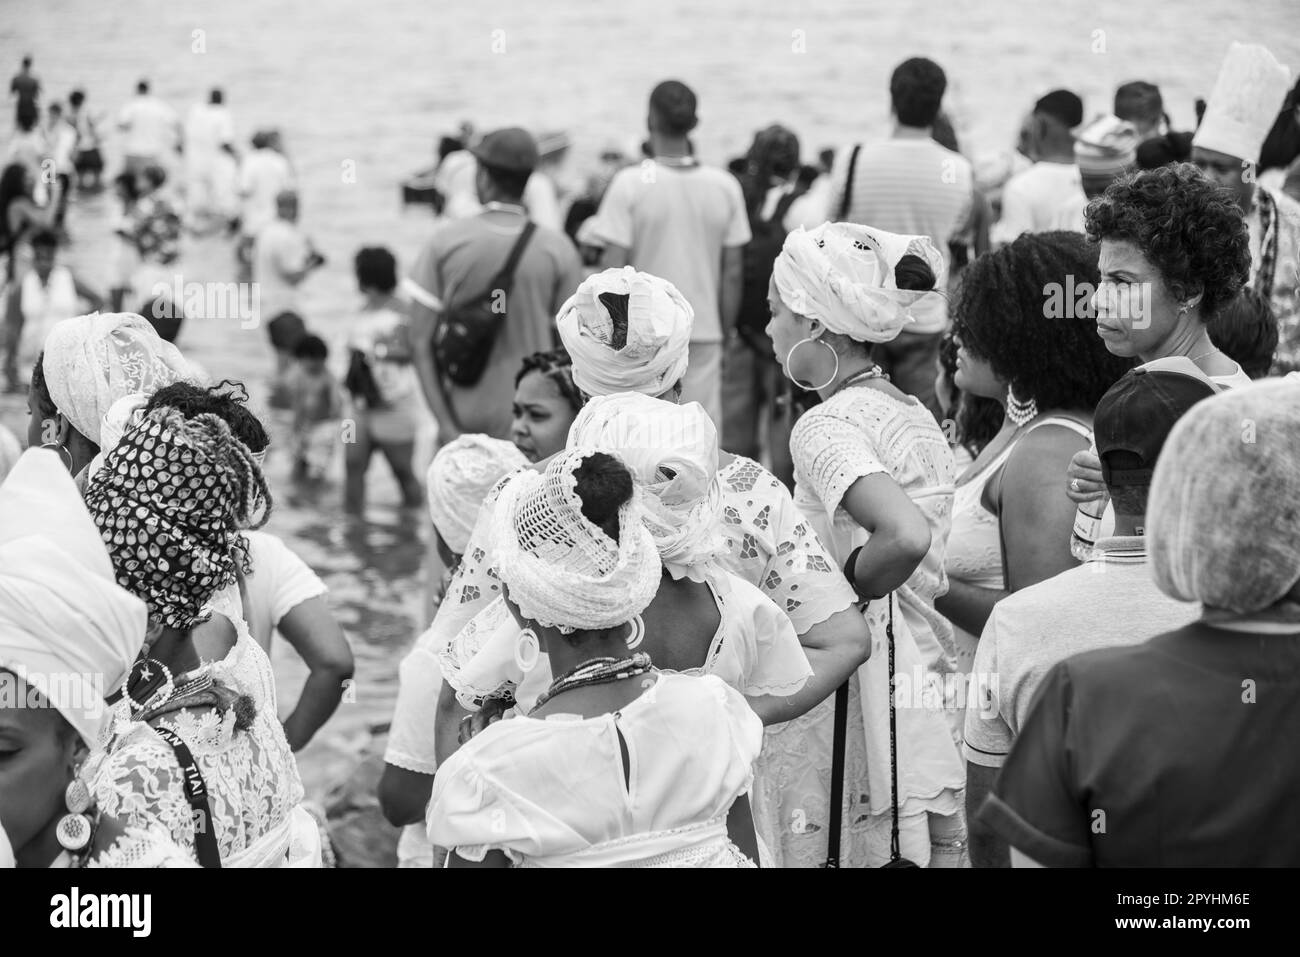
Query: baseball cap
1095 367 1217 486
471 127 540 174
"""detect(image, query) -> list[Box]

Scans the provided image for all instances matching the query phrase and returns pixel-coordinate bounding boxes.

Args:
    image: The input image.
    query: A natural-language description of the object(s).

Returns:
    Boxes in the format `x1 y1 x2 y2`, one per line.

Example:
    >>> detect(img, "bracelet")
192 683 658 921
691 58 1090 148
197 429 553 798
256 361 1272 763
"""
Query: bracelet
843 545 869 603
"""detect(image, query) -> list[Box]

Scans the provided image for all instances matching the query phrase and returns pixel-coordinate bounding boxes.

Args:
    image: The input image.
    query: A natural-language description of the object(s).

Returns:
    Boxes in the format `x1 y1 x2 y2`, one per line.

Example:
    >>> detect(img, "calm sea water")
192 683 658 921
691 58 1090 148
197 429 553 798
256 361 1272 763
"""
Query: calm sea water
2 0 1297 797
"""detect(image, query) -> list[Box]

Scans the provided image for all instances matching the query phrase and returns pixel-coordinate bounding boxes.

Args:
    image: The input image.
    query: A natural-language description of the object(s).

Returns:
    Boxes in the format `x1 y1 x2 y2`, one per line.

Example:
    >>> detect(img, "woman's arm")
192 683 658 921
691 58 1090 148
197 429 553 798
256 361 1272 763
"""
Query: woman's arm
745 605 869 726
726 794 761 865
934 578 1010 643
841 472 932 599
276 596 355 751
998 427 1089 592
435 678 472 766
377 764 436 828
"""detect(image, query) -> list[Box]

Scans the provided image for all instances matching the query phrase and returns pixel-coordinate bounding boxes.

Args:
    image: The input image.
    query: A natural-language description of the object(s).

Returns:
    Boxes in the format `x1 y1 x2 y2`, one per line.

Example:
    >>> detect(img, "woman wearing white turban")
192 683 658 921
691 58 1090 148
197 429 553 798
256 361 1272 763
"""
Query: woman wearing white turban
983 379 1300 867
0 449 194 867
429 449 765 867
25 311 195 485
765 221 966 867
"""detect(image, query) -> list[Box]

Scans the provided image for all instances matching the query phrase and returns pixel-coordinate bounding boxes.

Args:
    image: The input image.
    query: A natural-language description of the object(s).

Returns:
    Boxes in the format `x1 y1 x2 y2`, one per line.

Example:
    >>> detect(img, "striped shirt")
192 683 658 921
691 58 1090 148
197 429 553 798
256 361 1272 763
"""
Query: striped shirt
827 137 974 276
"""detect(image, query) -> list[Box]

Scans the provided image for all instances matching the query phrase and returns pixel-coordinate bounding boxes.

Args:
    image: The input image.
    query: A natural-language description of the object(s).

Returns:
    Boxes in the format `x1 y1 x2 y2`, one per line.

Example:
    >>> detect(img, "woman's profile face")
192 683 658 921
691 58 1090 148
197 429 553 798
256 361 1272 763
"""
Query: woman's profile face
511 371 576 463
1092 238 1184 360
952 333 1002 400
765 274 816 381
0 673 78 862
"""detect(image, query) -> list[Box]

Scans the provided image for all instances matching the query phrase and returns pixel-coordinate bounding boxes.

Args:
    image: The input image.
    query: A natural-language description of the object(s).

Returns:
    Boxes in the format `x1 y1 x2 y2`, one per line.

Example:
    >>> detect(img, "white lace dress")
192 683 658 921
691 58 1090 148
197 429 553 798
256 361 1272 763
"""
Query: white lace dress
84 591 318 867
755 386 965 868
429 674 762 867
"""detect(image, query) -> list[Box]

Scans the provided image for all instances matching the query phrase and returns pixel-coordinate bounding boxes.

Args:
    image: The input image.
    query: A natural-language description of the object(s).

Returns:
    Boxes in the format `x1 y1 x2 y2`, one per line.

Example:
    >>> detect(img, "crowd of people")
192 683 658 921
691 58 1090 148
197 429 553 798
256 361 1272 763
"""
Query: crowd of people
1 37 1299 868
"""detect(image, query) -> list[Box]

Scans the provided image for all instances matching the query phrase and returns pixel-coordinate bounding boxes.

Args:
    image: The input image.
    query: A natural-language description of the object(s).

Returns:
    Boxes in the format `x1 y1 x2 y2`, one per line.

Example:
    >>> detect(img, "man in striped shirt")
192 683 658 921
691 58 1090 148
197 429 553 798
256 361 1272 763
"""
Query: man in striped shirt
827 56 975 417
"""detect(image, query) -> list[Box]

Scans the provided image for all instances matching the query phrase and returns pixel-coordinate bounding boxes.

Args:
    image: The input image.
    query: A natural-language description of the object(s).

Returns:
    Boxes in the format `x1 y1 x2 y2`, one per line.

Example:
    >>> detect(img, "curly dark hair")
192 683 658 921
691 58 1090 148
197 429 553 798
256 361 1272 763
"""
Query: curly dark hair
952 231 1135 411
145 379 270 453
1084 163 1250 319
1209 287 1278 379
515 348 583 413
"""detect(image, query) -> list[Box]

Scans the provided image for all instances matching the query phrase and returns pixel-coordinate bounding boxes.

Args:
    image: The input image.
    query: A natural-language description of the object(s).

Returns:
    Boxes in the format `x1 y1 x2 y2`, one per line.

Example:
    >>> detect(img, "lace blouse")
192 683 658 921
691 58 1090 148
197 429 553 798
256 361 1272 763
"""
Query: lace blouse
85 599 306 866
428 673 762 867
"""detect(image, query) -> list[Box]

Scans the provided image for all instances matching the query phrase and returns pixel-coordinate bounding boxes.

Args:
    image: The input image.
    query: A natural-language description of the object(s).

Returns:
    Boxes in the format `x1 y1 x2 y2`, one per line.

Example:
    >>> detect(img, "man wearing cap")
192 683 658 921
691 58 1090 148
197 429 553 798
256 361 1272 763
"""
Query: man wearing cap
1051 114 1140 231
407 127 583 441
991 89 1085 245
588 80 751 427
964 366 1211 867
1192 42 1300 373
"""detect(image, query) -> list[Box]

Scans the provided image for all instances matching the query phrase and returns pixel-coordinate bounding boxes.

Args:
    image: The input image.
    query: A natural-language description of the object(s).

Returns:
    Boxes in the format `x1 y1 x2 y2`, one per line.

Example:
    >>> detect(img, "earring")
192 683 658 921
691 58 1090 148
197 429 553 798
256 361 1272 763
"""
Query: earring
783 337 839 392
514 628 540 672
1005 386 1039 427
56 774 96 854
625 615 645 650
40 441 74 472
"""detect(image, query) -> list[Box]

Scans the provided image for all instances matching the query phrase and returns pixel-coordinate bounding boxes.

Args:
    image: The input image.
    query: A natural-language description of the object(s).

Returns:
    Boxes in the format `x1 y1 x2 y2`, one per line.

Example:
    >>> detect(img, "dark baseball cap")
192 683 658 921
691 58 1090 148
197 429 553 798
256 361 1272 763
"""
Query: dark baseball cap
472 127 540 174
1095 367 1217 486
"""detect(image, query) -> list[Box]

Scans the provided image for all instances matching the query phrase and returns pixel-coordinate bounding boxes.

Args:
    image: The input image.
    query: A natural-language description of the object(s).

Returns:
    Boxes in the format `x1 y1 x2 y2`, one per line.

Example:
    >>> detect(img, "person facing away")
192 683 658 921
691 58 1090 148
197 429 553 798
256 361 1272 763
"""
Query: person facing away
1189 42 1300 373
343 245 425 511
255 188 324 399
44 102 77 228
1209 287 1279 378
407 126 583 443
2 227 102 391
67 89 104 190
588 80 752 428
184 88 237 226
9 55 38 126
1113 80 1166 143
981 378 1300 867
826 56 976 418
428 449 765 868
1051 114 1140 232
116 79 181 173
239 131 295 253
991 89 1085 246
963 367 1212 867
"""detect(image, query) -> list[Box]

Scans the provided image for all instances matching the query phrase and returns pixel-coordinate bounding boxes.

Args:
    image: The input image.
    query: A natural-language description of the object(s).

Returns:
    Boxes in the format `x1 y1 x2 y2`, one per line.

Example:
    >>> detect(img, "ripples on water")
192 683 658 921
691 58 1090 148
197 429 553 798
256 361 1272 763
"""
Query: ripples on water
2 0 1298 798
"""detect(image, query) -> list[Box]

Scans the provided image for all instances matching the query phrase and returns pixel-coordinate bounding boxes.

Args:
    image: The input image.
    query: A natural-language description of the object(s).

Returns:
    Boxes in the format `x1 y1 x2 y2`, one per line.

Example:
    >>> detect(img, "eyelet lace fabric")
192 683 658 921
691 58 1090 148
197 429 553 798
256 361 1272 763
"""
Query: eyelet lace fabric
86 826 200 868
85 595 304 866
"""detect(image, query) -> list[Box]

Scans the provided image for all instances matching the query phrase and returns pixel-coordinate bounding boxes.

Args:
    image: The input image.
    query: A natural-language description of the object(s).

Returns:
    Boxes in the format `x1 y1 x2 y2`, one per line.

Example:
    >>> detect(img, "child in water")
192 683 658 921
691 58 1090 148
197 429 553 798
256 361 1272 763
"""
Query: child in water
289 334 341 481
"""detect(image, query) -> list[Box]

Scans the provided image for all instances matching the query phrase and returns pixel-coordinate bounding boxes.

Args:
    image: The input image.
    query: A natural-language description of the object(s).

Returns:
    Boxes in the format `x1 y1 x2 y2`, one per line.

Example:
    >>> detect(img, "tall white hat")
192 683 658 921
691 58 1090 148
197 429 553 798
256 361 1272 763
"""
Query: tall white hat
1192 43 1293 163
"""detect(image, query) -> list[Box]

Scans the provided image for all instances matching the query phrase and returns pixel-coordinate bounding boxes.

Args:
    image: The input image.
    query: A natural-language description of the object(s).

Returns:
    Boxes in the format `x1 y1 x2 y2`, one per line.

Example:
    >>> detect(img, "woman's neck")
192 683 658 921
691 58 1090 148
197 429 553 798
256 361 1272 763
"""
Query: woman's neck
1142 321 1231 372
146 626 204 677
543 631 636 678
16 813 66 868
816 351 878 401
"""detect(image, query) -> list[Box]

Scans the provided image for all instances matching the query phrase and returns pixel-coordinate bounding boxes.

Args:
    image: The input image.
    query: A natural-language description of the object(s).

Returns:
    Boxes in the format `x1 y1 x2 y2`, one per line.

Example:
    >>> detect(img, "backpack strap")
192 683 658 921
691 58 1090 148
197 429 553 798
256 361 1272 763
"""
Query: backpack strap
838 145 862 221
490 221 537 293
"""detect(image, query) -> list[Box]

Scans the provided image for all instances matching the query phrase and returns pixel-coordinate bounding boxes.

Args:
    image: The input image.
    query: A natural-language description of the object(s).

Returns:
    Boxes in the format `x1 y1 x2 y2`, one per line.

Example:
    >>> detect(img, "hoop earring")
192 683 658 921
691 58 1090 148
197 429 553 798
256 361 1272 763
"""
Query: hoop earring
124 657 175 713
514 628 540 672
40 441 74 472
1005 386 1039 427
784 337 839 392
624 615 645 650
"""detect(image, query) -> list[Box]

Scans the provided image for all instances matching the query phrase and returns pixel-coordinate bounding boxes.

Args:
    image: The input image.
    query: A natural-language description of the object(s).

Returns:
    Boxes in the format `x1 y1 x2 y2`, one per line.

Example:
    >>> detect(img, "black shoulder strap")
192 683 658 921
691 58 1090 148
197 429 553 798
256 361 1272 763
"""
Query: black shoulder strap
838 144 862 221
152 724 223 868
825 679 849 868
491 220 537 292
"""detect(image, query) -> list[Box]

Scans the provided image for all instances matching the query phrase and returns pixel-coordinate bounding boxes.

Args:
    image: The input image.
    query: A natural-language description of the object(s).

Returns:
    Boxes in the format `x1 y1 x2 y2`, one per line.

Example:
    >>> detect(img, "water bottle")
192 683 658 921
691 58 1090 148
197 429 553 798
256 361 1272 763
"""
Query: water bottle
1069 441 1106 561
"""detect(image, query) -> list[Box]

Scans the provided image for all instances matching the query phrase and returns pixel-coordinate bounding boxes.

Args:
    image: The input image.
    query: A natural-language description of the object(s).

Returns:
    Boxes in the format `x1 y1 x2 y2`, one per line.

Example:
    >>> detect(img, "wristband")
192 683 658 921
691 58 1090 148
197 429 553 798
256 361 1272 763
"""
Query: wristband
843 545 868 602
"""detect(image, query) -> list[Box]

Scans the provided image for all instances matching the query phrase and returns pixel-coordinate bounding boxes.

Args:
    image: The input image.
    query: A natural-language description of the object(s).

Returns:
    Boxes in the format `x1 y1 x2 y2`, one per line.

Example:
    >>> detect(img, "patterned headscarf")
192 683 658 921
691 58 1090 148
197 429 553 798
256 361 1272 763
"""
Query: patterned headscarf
84 407 271 630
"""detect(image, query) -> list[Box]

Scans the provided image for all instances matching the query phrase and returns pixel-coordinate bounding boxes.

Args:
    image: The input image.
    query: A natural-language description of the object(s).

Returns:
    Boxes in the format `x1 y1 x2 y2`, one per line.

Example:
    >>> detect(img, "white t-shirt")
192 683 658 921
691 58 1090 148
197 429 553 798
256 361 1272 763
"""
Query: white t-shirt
239 148 294 236
991 161 1083 245
185 103 234 158
117 94 180 158
48 121 77 174
242 530 328 652
962 537 1201 768
590 162 751 343
254 218 311 320
1051 185 1090 233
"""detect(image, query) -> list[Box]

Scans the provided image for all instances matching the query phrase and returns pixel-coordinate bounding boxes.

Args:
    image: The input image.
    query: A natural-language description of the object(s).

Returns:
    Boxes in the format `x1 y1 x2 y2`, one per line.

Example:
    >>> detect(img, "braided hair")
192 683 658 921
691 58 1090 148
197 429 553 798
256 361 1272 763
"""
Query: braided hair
515 348 583 414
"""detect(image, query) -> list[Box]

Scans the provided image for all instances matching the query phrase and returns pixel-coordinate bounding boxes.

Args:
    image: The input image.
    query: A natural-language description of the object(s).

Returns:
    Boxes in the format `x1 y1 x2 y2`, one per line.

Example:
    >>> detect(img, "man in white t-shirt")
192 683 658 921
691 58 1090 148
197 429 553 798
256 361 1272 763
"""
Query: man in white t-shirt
590 80 751 427
184 88 236 222
116 79 180 174
964 367 1212 867
238 131 295 265
254 190 324 391
991 89 1084 246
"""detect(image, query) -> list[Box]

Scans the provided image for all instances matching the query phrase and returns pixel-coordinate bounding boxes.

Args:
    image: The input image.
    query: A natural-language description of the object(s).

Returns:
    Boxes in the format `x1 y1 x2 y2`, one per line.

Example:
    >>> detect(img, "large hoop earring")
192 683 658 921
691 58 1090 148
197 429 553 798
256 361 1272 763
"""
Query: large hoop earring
624 615 645 650
514 628 540 672
784 337 839 392
40 441 74 472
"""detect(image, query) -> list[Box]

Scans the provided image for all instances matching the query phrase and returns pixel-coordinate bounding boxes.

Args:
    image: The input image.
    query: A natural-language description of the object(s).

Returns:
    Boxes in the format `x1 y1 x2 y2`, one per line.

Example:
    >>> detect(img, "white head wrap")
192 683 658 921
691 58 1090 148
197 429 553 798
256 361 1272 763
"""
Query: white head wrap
773 223 948 342
568 394 724 580
556 267 694 398
0 449 148 745
426 435 529 554
1192 43 1293 163
1148 379 1300 615
40 312 196 447
490 447 661 633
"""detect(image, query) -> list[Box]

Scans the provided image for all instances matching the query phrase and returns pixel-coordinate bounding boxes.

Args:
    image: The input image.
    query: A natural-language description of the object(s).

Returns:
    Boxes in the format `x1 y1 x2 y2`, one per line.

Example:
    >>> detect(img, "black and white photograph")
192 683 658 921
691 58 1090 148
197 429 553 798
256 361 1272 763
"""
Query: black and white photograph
0 0 1298 919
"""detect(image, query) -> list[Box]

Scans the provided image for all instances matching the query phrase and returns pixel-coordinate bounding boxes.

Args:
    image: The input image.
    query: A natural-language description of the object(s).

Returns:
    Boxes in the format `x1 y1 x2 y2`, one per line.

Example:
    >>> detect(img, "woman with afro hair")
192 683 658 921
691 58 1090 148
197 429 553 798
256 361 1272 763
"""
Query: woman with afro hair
937 231 1133 672
1066 162 1254 510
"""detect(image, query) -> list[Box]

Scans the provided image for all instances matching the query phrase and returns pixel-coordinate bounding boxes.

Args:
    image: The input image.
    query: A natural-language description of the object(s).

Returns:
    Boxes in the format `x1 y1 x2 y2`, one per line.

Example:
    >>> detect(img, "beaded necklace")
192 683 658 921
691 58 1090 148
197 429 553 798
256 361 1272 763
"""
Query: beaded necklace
530 652 654 713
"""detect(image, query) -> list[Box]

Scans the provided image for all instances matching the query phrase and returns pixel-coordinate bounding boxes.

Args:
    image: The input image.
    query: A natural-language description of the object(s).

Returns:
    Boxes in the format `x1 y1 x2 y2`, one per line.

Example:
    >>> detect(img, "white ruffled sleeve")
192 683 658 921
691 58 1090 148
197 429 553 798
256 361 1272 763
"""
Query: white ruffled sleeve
790 408 888 513
724 576 814 698
384 635 443 774
438 598 524 711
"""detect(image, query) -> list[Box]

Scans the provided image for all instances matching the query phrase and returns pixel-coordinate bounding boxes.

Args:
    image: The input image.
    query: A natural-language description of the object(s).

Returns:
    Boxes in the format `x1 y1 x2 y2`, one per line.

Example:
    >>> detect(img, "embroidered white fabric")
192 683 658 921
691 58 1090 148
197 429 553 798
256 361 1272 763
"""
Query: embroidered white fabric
84 600 307 866
85 826 200 868
489 448 661 633
40 312 197 446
